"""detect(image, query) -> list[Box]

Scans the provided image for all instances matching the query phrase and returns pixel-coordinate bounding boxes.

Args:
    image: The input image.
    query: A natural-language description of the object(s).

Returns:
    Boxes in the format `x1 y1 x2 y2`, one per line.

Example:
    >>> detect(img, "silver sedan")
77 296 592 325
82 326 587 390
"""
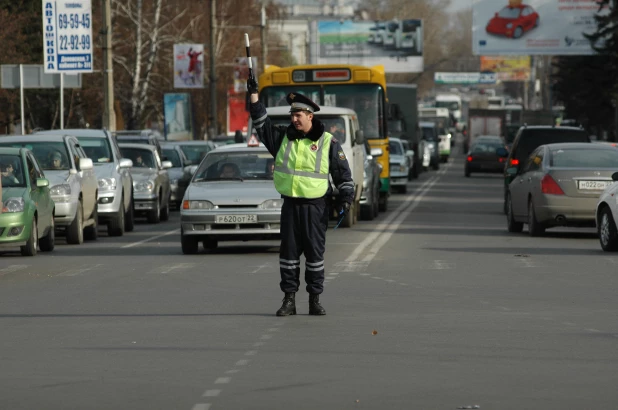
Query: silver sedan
180 144 281 254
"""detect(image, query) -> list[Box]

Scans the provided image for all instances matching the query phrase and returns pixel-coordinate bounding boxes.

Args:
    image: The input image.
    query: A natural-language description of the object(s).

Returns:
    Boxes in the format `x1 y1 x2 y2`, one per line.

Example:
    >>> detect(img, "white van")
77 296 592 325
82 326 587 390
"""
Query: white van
248 106 365 227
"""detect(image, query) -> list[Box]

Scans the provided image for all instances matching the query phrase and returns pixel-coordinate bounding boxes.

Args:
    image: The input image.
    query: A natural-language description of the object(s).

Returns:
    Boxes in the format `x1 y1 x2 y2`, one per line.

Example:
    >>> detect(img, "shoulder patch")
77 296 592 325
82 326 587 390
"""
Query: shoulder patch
338 150 346 160
331 137 338 144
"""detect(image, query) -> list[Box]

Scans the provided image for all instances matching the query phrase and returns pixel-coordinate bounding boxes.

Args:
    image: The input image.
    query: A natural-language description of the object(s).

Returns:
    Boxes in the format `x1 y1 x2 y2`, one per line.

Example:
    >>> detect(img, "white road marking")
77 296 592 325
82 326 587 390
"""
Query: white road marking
225 370 239 374
202 390 221 397
235 360 249 366
0 264 29 275
360 273 371 276
399 283 408 286
192 404 211 410
585 328 601 333
563 322 576 326
371 276 382 280
245 350 257 356
260 334 272 340
58 264 103 277
253 342 264 347
267 328 279 332
334 261 369 272
121 228 180 249
215 377 231 384
151 263 195 274
327 272 339 276
386 279 395 283
428 260 455 270
248 263 271 274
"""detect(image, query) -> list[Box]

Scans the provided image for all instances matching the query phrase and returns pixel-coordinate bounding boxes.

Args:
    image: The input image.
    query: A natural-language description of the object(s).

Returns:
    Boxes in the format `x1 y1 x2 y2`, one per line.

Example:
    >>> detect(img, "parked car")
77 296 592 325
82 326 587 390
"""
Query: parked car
419 121 439 170
597 171 618 251
162 143 192 209
0 134 99 243
360 143 382 221
36 129 135 236
486 4 539 39
465 136 509 177
400 139 416 180
0 148 55 256
388 138 410 194
119 144 172 224
113 130 163 157
180 143 282 254
503 125 590 214
506 143 618 236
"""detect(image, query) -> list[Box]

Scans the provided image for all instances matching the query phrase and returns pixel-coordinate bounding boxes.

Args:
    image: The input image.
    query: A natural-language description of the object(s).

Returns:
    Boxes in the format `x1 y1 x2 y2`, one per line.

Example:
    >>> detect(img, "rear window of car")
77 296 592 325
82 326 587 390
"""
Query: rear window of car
514 129 589 163
549 148 618 168
471 142 504 153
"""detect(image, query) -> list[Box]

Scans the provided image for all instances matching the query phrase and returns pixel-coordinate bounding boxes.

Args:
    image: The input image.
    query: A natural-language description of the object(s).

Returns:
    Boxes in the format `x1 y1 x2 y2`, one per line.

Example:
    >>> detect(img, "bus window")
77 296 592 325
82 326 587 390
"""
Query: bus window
322 84 384 139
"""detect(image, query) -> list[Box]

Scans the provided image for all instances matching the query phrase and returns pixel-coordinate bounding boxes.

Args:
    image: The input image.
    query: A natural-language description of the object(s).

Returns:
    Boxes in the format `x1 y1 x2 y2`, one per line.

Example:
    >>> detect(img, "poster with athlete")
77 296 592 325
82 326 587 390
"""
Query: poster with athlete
173 44 204 89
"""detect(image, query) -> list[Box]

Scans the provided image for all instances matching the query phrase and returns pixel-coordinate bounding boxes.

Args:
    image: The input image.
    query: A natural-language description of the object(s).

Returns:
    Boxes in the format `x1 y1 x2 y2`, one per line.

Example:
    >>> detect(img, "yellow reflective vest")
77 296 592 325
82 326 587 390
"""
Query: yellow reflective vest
274 132 333 198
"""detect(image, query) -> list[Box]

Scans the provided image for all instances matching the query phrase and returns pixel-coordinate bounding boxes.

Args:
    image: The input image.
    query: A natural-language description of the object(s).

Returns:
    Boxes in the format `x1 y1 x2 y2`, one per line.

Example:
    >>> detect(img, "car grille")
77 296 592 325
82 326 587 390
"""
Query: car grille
216 205 259 209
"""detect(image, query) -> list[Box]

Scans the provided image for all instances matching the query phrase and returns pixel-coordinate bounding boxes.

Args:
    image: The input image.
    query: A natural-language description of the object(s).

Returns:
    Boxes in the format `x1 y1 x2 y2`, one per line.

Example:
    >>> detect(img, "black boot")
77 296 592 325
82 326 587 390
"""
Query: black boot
309 294 326 315
276 293 296 316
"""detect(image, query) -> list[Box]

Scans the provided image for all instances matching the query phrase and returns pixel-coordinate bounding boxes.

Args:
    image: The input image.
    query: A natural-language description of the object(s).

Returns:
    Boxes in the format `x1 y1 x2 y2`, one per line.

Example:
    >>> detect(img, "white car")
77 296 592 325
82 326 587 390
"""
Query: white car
596 171 618 251
0 134 98 244
388 138 409 193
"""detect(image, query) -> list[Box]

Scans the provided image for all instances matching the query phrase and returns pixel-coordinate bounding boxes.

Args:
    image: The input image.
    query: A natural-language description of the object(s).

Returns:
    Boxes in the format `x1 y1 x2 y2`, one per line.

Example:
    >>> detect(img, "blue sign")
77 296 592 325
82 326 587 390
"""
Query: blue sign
42 0 93 73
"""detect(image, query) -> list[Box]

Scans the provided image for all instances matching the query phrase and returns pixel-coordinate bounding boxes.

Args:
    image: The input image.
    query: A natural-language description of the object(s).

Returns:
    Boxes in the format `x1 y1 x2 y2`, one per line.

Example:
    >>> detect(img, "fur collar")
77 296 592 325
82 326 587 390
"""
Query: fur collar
286 118 324 142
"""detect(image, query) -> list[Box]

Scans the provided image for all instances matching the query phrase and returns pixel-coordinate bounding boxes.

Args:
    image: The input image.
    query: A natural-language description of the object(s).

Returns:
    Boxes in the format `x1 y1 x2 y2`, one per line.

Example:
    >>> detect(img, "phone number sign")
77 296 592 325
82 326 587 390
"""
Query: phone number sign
43 0 93 73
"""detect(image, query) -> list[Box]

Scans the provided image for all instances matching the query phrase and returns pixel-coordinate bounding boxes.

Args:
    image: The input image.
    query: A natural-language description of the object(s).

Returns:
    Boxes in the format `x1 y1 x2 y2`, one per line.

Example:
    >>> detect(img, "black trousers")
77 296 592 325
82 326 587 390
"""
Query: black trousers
279 197 329 294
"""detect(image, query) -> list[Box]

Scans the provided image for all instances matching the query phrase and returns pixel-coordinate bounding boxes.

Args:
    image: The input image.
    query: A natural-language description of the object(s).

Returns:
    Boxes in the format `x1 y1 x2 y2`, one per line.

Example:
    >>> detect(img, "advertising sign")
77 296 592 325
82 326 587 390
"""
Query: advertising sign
42 0 93 73
174 44 204 88
434 72 497 85
316 19 423 73
164 93 194 141
472 0 609 55
233 57 258 93
480 56 531 81
227 88 249 135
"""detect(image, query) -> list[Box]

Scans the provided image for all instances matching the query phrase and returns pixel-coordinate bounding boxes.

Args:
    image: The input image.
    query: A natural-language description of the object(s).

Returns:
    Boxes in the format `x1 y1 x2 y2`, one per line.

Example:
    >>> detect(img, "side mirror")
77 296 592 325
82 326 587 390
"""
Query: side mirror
370 148 383 157
119 158 133 168
612 172 618 181
406 150 415 157
506 167 518 176
496 147 509 157
162 161 173 169
36 178 49 188
79 158 94 170
184 165 198 175
355 130 365 144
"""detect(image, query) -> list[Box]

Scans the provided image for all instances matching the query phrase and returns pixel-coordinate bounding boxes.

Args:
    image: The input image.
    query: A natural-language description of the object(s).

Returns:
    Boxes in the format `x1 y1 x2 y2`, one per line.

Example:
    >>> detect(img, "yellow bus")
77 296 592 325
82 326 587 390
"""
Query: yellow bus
258 64 390 211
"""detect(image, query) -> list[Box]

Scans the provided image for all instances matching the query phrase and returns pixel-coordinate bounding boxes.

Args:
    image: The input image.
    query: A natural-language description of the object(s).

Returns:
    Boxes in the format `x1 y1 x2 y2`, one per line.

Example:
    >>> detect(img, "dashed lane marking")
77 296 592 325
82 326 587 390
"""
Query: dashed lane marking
202 390 221 397
122 228 180 249
149 263 195 274
0 265 29 276
57 264 103 277
214 377 231 384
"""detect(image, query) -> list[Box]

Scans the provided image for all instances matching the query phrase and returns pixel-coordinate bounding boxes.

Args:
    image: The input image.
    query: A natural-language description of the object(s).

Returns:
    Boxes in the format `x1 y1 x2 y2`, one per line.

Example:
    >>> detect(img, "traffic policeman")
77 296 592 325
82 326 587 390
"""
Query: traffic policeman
247 79 354 316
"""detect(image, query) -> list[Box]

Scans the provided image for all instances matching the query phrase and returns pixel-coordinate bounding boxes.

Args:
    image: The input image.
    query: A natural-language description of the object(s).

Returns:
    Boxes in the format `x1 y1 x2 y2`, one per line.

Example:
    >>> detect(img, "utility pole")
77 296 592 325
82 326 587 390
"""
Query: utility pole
260 4 267 75
209 0 217 137
102 0 116 131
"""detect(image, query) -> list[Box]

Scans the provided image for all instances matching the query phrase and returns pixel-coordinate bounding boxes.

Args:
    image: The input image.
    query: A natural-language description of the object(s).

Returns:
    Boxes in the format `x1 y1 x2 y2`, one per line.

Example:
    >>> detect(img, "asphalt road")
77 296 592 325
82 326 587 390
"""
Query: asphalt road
1 148 617 410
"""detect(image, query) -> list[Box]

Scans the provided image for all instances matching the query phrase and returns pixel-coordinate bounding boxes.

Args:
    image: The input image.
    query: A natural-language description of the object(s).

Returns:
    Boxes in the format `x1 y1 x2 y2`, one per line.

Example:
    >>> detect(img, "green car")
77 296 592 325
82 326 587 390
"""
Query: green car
0 148 55 256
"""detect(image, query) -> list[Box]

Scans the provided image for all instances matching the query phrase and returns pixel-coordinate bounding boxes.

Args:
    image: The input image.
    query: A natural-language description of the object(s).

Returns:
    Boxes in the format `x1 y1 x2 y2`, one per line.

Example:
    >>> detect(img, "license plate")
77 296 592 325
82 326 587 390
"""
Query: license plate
215 214 257 224
578 180 611 190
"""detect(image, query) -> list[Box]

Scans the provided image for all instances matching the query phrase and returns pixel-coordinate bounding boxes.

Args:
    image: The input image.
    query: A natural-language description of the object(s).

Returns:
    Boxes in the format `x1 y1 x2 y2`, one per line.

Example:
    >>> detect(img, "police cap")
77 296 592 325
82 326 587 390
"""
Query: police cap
286 92 320 113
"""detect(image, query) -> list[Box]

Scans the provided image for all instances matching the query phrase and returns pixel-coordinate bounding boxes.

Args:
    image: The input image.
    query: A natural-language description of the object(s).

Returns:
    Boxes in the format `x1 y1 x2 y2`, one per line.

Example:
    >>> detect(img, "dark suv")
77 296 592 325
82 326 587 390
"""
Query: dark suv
503 125 590 213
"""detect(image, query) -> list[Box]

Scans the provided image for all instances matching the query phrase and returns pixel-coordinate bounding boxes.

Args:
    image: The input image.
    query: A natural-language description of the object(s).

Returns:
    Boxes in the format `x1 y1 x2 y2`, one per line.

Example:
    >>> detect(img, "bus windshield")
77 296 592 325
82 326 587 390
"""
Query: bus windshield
435 101 460 111
261 84 385 139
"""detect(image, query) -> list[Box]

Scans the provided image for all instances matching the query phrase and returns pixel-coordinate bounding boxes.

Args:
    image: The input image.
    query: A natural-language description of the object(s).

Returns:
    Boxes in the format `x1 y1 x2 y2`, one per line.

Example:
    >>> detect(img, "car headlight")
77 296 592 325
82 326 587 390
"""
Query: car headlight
183 200 214 210
506 23 513 29
50 184 71 196
2 197 25 213
261 199 284 209
133 180 154 192
98 177 117 191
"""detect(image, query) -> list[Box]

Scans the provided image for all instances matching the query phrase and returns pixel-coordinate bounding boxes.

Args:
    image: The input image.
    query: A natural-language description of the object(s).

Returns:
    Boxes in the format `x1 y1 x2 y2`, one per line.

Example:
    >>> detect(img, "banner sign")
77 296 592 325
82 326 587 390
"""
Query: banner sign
42 0 93 73
174 44 204 88
480 56 531 81
164 93 194 141
227 88 249 135
472 0 609 55
316 19 423 73
434 72 497 85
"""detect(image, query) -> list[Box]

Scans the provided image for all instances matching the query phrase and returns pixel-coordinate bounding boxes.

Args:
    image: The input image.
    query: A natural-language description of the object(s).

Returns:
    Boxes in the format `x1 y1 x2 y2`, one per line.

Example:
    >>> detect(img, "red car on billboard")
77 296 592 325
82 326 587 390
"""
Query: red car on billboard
486 4 539 39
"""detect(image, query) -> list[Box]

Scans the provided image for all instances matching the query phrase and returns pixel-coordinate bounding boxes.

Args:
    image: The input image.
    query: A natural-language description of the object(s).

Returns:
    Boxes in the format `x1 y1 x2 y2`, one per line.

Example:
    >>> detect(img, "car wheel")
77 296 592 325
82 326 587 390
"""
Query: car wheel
360 204 374 221
39 216 55 252
66 201 84 245
160 194 170 222
181 231 199 255
147 196 161 224
124 195 135 232
20 219 37 257
528 199 545 237
108 198 125 237
373 187 380 217
599 206 618 251
514 26 523 39
203 237 218 250
506 194 524 233
84 204 98 241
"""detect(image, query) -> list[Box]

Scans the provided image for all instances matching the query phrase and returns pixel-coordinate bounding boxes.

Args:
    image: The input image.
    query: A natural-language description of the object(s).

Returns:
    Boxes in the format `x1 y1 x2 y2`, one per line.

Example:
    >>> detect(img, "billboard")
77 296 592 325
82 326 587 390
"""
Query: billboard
434 72 497 85
480 56 531 81
472 0 609 55
316 19 423 73
163 93 194 141
173 44 204 88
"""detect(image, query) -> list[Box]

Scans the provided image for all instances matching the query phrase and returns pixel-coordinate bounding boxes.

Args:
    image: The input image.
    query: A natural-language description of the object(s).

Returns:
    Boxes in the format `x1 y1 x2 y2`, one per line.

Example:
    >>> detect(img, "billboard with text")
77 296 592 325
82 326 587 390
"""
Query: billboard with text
480 56 531 81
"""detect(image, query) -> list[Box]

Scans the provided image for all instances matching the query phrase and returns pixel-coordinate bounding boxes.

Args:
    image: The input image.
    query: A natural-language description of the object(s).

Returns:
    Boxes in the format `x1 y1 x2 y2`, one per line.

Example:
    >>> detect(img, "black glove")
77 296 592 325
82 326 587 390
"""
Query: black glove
339 202 351 217
247 76 259 94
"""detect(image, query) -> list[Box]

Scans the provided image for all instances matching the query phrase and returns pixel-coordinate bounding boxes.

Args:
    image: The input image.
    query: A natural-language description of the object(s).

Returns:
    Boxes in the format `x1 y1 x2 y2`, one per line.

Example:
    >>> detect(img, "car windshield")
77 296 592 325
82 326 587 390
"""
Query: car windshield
421 127 437 141
179 144 212 165
549 148 618 168
163 149 182 167
120 147 156 168
515 129 590 163
389 141 403 155
0 154 26 188
76 137 114 163
498 7 521 19
193 151 275 182
0 141 71 171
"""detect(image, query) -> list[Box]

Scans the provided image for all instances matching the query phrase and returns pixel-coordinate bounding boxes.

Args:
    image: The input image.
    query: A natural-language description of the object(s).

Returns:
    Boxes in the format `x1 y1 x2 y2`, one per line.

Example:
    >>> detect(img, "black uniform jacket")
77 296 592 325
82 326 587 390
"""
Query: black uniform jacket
250 101 354 205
